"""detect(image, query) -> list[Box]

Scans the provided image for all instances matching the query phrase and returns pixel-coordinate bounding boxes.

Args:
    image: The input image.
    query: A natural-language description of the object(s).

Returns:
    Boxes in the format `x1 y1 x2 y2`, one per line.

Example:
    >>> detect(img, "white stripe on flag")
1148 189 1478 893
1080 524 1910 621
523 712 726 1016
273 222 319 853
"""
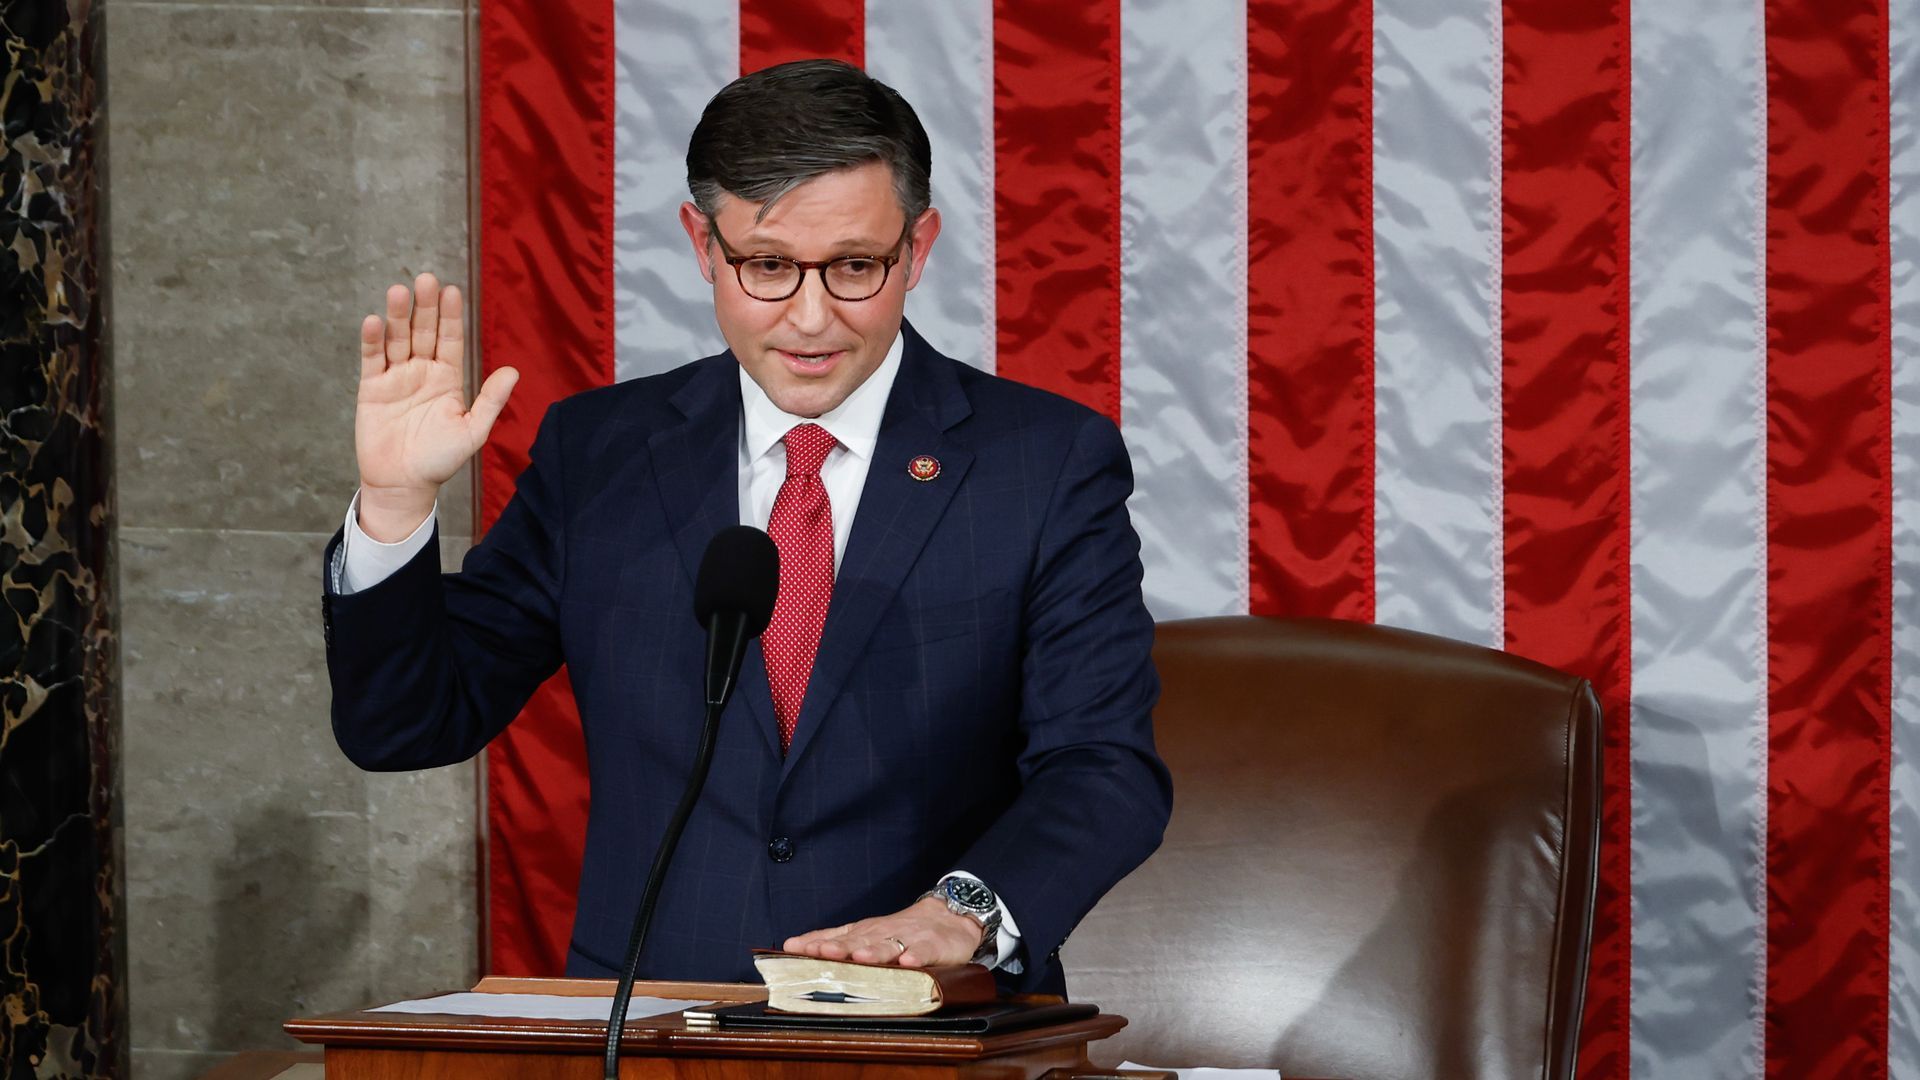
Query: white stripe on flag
1369 0 1504 645
1118 0 1250 620
867 0 997 372
1625 1 1770 1076
612 0 737 380
1889 0 1920 1073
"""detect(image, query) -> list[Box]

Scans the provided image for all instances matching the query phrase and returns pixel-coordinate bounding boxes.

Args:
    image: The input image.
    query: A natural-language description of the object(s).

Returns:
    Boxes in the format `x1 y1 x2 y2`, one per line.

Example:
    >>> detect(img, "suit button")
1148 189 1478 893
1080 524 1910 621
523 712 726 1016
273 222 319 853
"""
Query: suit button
767 836 795 863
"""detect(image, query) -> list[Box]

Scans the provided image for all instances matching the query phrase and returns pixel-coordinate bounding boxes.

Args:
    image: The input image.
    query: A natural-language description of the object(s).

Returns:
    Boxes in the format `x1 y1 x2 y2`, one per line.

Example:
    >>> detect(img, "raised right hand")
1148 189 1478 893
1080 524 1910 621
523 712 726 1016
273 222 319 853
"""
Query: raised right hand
354 272 518 541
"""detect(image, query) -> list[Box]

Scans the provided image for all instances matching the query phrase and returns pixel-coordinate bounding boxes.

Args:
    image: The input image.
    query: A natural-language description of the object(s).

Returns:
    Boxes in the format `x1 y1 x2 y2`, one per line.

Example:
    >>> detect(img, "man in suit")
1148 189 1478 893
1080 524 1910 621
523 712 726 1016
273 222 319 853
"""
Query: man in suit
324 59 1170 995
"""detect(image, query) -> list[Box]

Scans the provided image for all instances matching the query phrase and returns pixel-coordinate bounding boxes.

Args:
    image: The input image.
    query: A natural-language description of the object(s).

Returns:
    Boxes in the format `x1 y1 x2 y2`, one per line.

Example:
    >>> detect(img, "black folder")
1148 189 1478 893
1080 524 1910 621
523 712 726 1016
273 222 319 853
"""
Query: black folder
681 999 1099 1035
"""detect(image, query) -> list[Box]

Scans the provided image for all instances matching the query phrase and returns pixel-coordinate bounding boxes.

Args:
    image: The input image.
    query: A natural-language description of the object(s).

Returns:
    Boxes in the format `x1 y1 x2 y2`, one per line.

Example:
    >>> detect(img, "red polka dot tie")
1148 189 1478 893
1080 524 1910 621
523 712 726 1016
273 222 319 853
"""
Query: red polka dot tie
762 423 838 753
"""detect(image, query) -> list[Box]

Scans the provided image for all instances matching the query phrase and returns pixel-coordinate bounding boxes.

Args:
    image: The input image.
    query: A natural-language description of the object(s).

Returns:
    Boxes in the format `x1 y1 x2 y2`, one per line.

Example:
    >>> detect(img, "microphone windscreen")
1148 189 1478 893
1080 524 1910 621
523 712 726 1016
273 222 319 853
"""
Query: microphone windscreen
693 525 780 637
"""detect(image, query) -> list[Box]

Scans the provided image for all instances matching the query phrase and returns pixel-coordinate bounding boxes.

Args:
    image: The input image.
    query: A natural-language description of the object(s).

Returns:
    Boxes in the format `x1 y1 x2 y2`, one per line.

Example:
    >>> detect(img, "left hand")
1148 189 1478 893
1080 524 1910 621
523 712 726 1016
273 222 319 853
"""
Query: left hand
783 895 986 968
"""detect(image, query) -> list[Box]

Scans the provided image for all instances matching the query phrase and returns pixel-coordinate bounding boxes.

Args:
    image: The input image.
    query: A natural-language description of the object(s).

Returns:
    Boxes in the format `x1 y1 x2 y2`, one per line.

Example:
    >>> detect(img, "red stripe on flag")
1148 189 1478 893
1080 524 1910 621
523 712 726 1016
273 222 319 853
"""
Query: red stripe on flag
1763 0 1894 1073
739 0 863 74
1498 1 1634 1075
1244 0 1374 620
477 0 615 975
991 0 1123 422
483 674 590 972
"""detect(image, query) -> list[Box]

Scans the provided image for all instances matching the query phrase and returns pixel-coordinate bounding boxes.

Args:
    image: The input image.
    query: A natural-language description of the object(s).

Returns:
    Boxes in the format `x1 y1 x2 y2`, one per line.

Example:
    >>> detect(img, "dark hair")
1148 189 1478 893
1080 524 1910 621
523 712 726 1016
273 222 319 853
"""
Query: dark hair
685 59 932 223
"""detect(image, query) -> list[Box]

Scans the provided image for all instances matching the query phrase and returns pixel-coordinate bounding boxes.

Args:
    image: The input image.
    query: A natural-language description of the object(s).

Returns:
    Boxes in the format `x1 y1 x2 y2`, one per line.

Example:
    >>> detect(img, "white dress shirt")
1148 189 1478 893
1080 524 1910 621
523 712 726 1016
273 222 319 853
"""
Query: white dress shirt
332 332 1022 970
735 329 902 570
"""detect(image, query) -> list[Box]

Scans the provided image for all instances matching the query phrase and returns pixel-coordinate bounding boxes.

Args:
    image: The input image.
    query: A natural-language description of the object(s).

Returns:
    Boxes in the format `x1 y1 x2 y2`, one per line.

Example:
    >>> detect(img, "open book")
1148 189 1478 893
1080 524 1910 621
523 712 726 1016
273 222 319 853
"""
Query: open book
749 950 997 1016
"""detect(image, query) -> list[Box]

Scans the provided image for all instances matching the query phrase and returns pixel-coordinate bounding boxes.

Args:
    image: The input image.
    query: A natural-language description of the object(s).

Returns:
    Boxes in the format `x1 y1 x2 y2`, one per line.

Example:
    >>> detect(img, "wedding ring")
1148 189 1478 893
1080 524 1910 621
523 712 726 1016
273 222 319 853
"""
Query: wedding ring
885 935 907 955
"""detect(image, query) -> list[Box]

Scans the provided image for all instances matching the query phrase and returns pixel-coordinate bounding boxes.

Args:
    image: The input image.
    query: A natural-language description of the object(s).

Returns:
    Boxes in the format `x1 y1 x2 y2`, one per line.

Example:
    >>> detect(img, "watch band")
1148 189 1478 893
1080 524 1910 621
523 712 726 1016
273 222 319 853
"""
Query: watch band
920 877 1002 965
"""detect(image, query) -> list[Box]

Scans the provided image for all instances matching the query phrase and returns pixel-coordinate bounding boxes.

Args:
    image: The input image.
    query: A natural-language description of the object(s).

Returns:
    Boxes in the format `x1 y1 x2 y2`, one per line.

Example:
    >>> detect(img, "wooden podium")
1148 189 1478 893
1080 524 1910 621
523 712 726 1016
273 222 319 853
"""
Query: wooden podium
284 976 1165 1079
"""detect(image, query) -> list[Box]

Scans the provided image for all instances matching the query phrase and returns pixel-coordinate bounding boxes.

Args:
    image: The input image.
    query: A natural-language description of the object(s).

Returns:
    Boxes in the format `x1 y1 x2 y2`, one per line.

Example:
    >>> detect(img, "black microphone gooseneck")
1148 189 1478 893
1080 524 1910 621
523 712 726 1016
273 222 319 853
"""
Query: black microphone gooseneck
603 526 779 1080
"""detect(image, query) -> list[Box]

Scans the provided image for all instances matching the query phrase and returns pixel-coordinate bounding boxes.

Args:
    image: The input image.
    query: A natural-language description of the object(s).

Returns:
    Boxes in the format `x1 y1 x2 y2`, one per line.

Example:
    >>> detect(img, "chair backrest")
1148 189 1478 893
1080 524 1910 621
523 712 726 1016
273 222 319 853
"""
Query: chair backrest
1065 616 1600 1080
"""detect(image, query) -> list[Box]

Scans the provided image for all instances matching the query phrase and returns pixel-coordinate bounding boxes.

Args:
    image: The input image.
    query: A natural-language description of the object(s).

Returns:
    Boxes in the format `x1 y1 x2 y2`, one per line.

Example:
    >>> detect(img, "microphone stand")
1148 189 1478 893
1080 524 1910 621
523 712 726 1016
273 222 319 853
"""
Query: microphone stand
601 611 749 1080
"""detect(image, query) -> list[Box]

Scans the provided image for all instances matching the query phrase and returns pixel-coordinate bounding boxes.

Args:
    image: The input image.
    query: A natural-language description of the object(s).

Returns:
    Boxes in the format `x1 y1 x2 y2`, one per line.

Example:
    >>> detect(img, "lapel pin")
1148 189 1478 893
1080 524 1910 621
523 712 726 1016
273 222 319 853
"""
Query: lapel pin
907 455 941 482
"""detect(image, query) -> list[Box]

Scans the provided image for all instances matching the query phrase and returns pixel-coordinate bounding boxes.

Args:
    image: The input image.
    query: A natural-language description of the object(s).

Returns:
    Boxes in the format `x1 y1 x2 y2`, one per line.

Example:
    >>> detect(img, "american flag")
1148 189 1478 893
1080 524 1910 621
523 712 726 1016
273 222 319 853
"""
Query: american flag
472 1 1920 1075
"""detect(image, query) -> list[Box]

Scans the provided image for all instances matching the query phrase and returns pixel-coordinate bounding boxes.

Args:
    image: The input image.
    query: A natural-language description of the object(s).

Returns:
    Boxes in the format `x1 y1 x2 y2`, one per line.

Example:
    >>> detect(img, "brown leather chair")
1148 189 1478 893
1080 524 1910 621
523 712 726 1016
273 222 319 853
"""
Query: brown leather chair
1066 616 1600 1079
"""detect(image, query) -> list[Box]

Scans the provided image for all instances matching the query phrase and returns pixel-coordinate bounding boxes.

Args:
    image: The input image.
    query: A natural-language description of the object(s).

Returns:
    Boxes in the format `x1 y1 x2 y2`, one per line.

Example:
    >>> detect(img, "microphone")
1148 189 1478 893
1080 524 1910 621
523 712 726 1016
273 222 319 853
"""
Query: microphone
693 525 781 709
604 526 779 1080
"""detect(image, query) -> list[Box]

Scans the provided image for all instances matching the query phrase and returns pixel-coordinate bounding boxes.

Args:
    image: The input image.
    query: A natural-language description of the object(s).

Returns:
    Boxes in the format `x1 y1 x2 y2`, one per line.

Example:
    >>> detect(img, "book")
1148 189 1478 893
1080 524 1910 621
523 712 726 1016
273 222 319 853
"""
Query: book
747 950 999 1016
681 998 1099 1034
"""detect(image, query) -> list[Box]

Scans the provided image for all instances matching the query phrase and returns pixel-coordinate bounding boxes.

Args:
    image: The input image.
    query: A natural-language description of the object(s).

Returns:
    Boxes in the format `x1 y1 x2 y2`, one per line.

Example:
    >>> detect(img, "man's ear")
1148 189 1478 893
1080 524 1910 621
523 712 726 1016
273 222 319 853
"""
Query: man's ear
902 207 942 292
679 201 717 284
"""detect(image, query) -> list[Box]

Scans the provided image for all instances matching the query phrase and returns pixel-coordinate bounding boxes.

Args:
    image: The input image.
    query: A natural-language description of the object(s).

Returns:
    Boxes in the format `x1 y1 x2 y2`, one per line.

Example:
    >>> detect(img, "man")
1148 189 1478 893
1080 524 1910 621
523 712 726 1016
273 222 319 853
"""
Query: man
324 59 1170 995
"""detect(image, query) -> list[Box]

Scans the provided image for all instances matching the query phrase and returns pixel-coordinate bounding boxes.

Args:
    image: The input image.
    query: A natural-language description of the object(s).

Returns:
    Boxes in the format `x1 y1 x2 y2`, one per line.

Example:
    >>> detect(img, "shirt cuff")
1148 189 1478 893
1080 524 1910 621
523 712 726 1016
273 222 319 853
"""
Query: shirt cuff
946 870 1023 973
335 490 438 595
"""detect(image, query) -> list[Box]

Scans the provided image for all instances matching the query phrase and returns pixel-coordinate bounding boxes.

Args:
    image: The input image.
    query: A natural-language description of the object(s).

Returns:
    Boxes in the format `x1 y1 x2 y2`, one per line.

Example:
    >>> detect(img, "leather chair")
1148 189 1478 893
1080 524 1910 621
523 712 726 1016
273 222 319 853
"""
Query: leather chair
1065 616 1600 1079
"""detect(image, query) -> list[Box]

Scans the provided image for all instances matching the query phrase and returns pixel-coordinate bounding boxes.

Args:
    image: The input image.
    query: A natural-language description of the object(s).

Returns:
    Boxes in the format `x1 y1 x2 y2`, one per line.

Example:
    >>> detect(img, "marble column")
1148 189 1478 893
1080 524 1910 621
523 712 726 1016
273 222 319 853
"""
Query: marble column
0 0 125 1077
106 2 480 1078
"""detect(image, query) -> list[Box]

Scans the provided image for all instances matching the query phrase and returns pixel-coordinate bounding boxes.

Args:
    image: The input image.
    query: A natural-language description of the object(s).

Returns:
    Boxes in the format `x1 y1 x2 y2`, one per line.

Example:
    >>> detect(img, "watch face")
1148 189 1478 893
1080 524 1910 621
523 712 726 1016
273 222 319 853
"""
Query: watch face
945 878 995 914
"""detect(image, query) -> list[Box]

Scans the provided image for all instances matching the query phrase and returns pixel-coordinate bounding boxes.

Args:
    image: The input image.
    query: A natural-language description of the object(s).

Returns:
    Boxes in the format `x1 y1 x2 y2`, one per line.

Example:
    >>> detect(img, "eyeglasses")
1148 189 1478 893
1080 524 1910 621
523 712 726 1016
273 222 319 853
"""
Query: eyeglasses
707 217 909 302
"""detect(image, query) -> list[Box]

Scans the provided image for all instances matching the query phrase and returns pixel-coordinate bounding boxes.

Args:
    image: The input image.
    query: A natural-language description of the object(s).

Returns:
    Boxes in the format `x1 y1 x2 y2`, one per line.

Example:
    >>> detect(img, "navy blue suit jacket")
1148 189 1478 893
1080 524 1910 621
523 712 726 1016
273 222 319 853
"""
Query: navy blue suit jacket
322 324 1172 994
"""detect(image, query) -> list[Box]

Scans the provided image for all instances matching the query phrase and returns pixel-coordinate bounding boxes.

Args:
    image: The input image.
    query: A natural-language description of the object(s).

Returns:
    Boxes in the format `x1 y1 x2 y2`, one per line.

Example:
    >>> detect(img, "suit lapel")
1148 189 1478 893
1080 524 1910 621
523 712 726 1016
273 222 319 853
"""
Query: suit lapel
781 326 975 778
649 356 782 758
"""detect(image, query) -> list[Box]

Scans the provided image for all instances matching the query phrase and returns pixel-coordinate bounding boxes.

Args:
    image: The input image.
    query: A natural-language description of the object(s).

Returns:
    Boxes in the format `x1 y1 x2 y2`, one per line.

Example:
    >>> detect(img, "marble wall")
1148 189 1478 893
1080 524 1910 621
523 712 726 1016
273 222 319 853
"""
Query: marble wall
2 1 121 1075
106 1 483 1077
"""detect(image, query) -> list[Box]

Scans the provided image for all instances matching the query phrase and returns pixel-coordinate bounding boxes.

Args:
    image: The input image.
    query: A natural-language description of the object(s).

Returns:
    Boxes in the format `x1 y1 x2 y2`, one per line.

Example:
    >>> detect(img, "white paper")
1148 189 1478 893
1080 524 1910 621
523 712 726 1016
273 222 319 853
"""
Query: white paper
368 992 710 1022
1119 1064 1282 1080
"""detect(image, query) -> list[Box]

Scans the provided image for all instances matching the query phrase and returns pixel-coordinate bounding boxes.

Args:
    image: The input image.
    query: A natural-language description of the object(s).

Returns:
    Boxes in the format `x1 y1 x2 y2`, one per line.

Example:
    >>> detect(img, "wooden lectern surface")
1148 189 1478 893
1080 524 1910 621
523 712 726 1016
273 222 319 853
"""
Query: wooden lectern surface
284 977 1143 1079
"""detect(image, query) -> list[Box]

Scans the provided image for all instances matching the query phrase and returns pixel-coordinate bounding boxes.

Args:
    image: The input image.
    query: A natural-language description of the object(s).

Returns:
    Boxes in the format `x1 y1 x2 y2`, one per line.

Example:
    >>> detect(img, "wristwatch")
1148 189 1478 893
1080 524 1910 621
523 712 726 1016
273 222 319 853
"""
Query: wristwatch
920 876 1003 965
